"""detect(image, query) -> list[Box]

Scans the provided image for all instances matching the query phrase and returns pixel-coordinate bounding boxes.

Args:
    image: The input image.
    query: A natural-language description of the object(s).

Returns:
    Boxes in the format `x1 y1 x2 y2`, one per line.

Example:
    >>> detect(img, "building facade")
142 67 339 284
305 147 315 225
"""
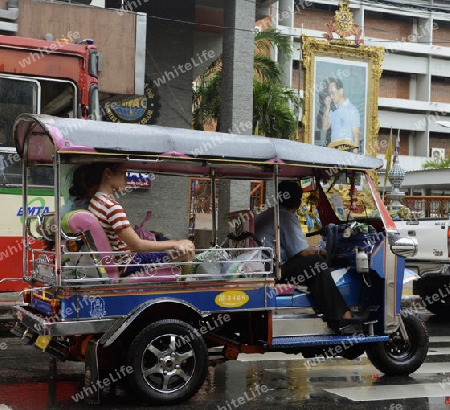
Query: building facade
272 0 450 195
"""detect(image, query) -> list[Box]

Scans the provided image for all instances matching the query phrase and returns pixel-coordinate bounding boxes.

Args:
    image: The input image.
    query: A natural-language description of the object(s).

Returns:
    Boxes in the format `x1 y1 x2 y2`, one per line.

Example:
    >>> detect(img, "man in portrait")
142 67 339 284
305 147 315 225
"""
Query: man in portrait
321 77 360 151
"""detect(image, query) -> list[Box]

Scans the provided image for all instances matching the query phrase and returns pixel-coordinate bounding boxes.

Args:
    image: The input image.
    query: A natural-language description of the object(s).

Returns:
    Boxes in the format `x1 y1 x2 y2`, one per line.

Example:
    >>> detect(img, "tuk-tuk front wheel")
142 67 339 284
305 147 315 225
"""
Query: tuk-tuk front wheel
126 319 208 405
366 311 428 376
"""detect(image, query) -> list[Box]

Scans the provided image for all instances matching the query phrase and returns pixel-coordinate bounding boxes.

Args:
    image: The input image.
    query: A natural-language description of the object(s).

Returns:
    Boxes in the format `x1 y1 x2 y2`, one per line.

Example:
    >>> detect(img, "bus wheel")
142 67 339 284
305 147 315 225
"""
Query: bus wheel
366 311 428 376
126 319 208 405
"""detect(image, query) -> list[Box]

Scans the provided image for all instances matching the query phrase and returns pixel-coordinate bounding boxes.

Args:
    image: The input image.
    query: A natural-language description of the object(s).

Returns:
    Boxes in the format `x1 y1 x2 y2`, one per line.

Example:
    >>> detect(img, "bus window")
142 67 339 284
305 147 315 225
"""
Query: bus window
0 76 39 147
40 78 76 118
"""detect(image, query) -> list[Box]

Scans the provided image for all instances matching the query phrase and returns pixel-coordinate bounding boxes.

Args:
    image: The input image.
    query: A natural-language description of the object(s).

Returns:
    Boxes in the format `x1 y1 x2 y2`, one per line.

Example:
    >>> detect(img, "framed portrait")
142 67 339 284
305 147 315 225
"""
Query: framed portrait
301 35 384 157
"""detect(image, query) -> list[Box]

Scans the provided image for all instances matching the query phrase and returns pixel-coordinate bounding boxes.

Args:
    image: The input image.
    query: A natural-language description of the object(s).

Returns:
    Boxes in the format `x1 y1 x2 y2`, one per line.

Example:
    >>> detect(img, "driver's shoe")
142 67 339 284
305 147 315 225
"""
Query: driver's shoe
328 310 370 333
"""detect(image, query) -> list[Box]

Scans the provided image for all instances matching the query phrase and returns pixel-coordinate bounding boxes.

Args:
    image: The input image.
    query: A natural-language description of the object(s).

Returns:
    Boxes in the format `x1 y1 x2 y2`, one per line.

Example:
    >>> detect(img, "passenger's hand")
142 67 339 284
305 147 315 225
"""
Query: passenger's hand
174 239 195 259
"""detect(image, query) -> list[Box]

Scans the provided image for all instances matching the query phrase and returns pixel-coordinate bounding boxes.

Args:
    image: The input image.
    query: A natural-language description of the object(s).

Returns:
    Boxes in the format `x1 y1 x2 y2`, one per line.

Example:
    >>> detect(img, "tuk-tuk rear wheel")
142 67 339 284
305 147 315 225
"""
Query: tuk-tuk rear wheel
366 311 428 376
125 319 208 405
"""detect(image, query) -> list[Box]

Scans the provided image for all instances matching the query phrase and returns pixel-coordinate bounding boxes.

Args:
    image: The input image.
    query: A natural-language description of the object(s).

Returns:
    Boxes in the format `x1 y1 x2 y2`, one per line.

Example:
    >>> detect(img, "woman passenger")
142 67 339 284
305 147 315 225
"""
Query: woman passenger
86 163 194 276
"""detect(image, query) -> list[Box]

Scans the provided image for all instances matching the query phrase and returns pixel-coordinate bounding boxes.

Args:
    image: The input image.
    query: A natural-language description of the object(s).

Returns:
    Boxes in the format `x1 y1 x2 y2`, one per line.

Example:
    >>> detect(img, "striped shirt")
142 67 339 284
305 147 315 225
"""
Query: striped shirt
88 192 131 253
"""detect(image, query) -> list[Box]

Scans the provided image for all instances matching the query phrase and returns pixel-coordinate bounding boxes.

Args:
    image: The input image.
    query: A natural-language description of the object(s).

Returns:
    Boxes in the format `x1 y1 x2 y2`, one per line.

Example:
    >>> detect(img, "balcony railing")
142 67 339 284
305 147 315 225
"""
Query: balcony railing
401 196 450 218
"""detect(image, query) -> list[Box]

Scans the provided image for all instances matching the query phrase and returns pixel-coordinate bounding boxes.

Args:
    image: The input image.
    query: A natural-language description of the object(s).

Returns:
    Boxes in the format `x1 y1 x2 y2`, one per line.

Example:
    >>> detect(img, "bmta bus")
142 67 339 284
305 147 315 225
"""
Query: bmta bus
0 35 100 292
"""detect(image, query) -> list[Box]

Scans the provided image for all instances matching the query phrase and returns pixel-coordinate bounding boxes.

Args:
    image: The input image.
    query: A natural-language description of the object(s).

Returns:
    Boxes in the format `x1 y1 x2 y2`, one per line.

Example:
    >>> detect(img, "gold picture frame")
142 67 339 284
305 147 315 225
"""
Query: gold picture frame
301 35 384 157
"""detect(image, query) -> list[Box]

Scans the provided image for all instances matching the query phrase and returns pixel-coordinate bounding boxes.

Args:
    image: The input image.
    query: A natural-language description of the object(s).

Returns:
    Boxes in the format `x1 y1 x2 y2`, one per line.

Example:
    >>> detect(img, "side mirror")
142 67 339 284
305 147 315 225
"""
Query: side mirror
390 236 418 258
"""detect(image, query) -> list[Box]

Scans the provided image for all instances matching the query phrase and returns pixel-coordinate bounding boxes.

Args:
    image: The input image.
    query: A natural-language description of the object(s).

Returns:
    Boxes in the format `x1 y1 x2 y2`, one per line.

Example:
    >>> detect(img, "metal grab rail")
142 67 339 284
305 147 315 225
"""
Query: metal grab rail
30 246 274 284
26 215 44 241
25 213 83 242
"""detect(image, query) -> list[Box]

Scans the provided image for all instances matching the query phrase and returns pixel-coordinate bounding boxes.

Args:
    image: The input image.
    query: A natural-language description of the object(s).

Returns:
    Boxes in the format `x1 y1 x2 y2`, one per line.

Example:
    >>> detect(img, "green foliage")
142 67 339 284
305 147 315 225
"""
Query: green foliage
192 28 300 139
253 79 299 139
422 157 450 169
192 59 222 131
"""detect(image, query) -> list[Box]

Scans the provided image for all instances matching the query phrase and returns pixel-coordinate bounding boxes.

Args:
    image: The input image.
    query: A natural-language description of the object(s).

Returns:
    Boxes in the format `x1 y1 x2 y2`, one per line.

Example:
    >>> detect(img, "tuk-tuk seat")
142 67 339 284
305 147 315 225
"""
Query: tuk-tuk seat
61 210 179 282
62 210 119 279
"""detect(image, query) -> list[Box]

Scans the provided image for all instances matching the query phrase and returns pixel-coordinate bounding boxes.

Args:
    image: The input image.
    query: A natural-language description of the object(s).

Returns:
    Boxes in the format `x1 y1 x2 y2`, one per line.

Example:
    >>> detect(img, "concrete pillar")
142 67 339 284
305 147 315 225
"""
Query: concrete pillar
277 0 294 88
145 0 195 129
219 0 255 135
416 15 434 158
122 0 196 240
352 4 364 28
417 16 433 45
278 0 293 27
217 0 255 242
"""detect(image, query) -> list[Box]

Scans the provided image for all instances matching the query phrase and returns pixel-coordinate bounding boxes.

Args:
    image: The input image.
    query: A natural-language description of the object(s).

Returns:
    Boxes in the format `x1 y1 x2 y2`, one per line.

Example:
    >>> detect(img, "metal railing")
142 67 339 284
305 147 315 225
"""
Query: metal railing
401 196 450 218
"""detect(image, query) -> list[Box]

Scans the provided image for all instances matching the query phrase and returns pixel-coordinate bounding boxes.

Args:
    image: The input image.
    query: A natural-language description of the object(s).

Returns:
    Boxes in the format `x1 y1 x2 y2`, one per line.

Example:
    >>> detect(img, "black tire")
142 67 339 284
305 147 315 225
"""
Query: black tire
422 298 450 316
366 311 429 376
126 319 208 405
419 289 450 316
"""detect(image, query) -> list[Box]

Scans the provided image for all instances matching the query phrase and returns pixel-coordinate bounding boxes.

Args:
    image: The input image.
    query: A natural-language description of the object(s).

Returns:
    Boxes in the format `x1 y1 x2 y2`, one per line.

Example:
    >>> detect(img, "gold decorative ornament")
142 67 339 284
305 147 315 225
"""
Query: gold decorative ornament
396 206 411 219
324 0 363 45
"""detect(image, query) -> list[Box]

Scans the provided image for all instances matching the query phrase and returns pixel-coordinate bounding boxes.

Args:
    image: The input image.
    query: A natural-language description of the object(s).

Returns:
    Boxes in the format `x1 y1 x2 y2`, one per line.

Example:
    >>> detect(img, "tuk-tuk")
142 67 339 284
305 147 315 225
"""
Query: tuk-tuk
10 114 427 405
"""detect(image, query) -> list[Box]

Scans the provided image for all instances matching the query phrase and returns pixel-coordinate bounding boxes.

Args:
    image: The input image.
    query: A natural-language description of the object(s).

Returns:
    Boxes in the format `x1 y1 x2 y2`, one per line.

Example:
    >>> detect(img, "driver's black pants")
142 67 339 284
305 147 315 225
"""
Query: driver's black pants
280 254 349 322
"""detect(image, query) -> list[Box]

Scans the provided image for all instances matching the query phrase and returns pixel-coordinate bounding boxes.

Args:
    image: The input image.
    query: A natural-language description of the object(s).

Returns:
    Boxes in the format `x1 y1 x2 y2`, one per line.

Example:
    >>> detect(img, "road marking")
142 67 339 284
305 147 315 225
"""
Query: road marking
325 383 450 402
428 347 450 355
430 336 450 343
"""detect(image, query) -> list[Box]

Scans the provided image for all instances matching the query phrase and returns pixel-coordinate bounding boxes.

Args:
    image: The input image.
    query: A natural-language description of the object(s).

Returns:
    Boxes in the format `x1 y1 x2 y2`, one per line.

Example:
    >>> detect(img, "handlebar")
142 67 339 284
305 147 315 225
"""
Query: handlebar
305 227 326 238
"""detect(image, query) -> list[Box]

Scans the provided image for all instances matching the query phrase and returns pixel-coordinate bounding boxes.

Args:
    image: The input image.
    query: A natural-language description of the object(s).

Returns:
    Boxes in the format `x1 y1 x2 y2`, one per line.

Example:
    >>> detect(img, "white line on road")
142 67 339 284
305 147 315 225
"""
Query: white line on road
325 382 450 402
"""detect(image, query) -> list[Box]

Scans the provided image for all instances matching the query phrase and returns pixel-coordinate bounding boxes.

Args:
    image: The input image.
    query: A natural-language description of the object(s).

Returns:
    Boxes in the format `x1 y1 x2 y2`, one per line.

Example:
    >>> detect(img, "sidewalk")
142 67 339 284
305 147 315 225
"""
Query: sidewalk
0 291 22 302
0 291 23 319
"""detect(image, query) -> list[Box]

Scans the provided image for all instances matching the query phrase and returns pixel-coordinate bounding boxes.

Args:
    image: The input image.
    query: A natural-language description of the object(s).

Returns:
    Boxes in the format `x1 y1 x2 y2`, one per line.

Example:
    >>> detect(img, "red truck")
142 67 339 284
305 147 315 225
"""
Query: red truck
0 35 101 292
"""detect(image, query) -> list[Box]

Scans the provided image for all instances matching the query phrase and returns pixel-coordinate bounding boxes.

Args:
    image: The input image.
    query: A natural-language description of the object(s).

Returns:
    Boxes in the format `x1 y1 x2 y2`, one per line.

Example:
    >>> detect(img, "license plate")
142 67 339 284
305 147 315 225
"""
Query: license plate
35 335 52 350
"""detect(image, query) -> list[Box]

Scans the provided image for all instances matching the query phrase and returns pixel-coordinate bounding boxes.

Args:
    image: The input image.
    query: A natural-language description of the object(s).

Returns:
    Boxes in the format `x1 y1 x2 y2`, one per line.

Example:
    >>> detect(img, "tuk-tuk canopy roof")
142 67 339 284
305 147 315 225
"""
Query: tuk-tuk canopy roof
14 114 383 179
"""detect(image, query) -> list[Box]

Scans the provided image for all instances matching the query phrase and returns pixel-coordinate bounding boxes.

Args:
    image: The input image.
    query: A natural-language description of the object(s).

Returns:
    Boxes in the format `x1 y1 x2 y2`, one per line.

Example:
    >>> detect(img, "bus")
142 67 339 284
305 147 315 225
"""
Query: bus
0 35 100 292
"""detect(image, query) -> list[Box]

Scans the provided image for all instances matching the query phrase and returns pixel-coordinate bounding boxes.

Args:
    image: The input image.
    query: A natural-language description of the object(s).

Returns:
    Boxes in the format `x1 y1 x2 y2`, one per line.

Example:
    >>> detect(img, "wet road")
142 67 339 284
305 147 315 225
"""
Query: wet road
1 310 450 410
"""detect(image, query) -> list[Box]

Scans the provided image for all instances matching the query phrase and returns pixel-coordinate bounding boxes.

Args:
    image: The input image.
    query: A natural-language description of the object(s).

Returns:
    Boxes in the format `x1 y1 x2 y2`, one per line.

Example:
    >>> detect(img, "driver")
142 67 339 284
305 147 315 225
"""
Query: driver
255 180 367 331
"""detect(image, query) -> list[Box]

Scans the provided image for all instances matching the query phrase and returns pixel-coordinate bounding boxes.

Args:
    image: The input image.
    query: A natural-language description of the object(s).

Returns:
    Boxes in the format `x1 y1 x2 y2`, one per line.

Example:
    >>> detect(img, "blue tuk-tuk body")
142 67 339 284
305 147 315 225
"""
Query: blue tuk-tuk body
10 114 427 405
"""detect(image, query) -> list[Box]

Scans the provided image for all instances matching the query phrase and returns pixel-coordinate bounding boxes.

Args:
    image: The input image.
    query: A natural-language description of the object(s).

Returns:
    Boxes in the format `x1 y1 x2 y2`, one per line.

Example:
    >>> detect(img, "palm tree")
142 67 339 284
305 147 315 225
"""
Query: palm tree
252 79 299 139
192 28 300 139
252 28 291 84
192 59 222 131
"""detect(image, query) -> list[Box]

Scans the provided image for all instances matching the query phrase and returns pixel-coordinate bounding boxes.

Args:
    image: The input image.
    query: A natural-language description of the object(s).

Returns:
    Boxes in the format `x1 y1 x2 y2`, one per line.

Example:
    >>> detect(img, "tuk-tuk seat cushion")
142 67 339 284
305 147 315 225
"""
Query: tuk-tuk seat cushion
275 284 309 295
62 210 119 279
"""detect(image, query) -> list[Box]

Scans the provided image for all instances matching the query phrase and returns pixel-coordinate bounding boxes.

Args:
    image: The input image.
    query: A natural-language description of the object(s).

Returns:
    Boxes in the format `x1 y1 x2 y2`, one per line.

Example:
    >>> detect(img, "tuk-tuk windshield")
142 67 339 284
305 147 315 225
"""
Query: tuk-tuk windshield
320 171 380 222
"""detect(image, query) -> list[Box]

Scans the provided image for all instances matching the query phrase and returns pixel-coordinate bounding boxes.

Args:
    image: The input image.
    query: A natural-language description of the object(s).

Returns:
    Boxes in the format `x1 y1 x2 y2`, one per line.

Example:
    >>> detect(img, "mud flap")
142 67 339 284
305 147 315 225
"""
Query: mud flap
84 337 100 404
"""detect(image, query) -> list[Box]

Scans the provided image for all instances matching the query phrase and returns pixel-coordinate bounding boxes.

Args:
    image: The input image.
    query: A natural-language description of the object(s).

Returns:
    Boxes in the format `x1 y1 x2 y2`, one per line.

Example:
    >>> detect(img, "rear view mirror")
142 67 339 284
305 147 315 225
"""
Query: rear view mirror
390 236 418 258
